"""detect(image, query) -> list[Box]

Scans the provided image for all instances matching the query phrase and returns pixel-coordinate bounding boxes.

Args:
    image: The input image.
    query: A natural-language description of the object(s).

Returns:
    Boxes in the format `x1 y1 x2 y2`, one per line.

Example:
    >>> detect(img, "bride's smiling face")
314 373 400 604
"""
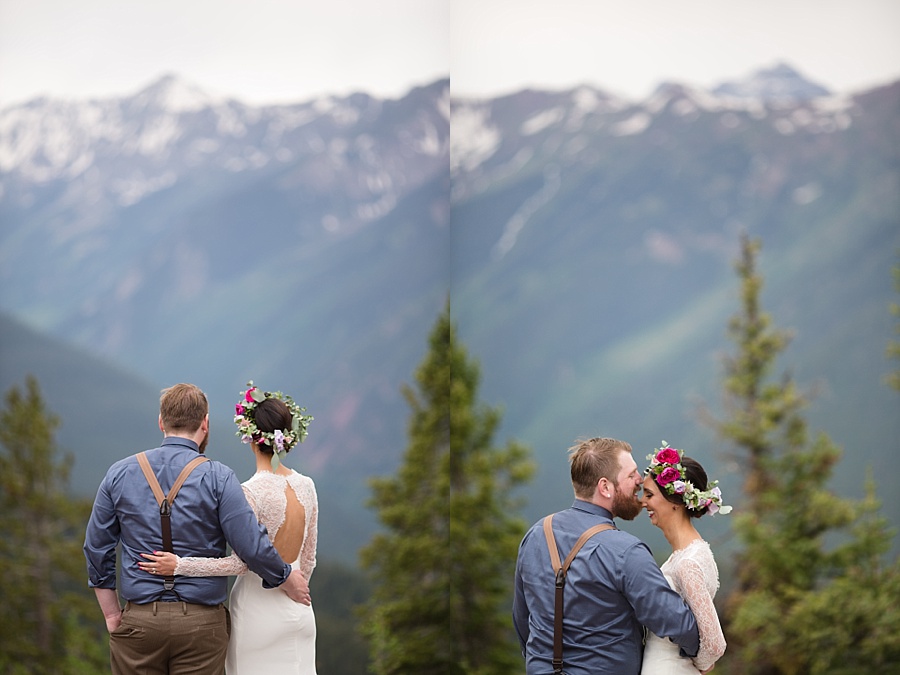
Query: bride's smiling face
641 475 675 528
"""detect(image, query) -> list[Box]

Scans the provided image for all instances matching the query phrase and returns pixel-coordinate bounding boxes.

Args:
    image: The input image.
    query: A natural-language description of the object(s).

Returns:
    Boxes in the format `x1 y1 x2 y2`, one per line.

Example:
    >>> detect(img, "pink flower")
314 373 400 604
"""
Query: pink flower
657 467 681 486
656 447 680 465
245 388 257 403
672 480 686 494
235 403 245 415
707 501 720 515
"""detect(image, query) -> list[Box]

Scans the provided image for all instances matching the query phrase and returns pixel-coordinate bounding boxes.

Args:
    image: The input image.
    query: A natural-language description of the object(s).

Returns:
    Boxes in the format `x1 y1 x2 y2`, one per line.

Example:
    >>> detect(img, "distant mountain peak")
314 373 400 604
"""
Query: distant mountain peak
131 73 222 112
712 62 831 101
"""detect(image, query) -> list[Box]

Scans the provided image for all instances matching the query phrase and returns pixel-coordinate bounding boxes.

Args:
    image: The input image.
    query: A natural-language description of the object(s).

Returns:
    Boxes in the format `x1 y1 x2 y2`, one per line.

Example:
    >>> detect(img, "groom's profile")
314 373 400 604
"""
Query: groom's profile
513 437 699 674
84 383 311 674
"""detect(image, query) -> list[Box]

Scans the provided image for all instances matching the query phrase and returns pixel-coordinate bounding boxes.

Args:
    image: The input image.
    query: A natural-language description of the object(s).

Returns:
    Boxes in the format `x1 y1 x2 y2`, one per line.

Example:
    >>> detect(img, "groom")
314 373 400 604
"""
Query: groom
84 383 310 674
513 437 699 674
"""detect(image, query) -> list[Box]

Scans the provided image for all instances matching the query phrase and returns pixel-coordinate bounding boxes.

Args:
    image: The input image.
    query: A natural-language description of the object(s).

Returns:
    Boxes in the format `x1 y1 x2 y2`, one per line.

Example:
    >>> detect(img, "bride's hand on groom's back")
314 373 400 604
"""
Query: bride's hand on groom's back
138 551 178 576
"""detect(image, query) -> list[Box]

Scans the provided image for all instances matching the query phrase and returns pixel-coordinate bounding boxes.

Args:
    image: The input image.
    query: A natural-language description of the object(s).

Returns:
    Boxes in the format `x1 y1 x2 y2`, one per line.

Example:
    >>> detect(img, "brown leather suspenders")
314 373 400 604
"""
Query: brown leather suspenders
543 514 615 675
136 452 209 592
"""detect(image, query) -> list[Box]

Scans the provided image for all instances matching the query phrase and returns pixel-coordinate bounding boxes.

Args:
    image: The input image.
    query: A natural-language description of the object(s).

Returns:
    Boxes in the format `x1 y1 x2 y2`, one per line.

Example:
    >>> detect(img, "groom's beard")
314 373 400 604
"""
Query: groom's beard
198 428 209 454
611 483 642 520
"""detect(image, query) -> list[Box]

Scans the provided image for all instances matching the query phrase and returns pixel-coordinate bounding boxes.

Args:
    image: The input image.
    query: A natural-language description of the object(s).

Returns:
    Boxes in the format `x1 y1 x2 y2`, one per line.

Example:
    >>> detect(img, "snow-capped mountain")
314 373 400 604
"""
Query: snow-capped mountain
450 64 857 207
712 62 831 101
0 74 449 219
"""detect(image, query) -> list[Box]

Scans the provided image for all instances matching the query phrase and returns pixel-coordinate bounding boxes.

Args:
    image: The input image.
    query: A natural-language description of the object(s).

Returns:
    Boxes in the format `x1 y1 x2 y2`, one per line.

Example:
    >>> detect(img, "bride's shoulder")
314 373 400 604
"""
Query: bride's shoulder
680 538 718 567
285 470 316 498
671 538 711 560
287 470 315 487
686 538 713 554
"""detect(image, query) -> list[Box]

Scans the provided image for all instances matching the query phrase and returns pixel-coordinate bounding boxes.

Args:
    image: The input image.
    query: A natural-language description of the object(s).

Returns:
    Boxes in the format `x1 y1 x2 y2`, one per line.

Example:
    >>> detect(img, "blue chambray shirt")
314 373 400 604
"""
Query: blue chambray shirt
513 500 699 675
84 437 291 605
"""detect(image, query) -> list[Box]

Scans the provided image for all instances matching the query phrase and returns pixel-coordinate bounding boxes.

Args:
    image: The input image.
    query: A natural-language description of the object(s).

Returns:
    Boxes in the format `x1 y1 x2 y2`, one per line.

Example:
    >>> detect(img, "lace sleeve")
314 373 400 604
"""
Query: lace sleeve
299 477 318 580
174 550 249 577
672 556 726 671
174 483 258 577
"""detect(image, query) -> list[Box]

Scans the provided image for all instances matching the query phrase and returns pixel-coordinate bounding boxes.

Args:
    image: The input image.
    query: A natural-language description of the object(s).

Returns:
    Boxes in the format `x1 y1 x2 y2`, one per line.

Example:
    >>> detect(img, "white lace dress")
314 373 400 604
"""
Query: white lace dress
641 539 726 674
176 470 318 674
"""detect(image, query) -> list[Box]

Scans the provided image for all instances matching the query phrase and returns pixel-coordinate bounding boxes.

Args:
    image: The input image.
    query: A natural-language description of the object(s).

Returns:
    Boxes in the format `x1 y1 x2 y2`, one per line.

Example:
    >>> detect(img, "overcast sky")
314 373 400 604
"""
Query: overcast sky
0 0 897 107
0 0 449 106
452 0 900 98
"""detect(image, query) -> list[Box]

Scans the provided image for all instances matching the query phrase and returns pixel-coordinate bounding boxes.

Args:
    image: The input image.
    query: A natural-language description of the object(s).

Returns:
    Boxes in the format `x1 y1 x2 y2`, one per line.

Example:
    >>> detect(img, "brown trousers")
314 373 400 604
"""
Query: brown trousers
110 601 230 674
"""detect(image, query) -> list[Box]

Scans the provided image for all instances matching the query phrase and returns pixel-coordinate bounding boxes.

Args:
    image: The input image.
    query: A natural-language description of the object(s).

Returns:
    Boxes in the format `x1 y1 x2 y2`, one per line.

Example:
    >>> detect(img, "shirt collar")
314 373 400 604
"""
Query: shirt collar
160 436 201 454
572 498 614 521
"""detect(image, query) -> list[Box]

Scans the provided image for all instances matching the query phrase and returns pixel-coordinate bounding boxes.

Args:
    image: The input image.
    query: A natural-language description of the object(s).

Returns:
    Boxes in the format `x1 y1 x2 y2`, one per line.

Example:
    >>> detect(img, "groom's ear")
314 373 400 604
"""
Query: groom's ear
158 415 165 433
597 477 611 499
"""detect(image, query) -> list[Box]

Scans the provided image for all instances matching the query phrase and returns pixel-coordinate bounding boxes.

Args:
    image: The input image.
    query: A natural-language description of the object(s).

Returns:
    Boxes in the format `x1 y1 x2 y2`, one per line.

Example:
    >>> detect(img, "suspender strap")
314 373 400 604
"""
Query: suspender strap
543 515 615 675
136 452 209 591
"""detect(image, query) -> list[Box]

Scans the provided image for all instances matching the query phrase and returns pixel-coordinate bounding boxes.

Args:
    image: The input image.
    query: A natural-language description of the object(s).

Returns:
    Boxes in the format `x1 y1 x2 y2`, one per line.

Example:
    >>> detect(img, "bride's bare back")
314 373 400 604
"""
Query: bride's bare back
273 482 306 563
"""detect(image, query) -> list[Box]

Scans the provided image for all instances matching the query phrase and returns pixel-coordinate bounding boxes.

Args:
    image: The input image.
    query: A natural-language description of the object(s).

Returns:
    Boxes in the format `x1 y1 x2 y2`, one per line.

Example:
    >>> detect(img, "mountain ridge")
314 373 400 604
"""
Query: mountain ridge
1 68 897 563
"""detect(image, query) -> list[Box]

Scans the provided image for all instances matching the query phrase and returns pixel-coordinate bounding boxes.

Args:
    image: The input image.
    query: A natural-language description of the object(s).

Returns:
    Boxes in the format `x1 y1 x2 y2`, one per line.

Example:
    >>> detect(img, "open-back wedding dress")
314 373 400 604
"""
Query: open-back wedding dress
176 470 318 674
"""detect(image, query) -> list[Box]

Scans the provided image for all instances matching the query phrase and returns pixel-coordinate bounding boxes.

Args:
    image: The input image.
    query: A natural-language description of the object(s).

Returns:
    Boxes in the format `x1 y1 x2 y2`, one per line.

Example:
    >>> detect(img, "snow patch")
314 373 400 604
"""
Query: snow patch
112 171 177 206
611 112 651 136
450 103 500 173
793 182 822 205
492 164 560 260
520 107 564 136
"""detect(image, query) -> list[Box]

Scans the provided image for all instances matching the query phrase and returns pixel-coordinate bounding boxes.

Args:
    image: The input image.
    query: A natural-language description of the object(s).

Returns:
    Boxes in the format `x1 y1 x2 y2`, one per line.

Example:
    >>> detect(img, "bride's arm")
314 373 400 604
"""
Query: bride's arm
298 478 318 579
673 556 726 672
138 485 258 577
140 549 250 577
178 550 249 576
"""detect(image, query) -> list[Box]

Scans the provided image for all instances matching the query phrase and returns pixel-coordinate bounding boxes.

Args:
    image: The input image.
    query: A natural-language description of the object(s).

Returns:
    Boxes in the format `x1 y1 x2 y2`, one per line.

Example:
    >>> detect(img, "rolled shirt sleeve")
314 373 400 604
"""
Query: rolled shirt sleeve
512 537 530 655
84 479 122 589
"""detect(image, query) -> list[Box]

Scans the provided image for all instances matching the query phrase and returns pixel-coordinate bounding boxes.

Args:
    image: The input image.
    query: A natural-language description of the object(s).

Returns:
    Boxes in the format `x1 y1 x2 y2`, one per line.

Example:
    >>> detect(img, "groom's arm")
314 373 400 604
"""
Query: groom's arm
93 588 123 633
512 539 530 655
620 542 700 658
216 470 293 588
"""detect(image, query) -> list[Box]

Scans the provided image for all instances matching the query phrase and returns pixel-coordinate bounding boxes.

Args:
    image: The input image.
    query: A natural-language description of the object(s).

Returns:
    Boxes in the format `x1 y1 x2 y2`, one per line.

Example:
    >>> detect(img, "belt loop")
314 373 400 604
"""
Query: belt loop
182 601 188 615
152 601 158 616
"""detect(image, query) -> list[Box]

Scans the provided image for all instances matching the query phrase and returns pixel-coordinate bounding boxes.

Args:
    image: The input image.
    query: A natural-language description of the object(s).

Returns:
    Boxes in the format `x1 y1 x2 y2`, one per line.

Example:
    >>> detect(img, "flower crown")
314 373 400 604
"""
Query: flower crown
233 381 312 459
645 441 732 516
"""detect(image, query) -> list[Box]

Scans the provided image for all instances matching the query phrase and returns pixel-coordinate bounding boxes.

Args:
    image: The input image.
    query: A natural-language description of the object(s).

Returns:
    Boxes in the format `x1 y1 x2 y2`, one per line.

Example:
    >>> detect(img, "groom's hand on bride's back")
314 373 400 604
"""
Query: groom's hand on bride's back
280 569 311 605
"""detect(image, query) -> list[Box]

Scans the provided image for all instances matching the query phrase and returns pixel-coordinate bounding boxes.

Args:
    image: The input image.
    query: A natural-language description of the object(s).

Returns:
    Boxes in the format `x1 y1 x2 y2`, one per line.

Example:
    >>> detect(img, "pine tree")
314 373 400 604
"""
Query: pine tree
714 235 900 674
359 302 534 675
0 376 108 673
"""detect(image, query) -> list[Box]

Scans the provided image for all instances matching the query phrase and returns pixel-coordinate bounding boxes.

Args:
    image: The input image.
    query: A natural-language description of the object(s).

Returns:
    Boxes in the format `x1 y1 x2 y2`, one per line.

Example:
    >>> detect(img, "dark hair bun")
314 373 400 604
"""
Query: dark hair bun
661 455 711 518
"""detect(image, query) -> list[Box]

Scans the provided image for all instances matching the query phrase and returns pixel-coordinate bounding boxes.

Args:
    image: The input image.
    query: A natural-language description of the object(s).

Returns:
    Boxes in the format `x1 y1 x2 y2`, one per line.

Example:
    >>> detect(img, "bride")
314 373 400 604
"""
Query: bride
140 382 318 674
640 442 729 674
